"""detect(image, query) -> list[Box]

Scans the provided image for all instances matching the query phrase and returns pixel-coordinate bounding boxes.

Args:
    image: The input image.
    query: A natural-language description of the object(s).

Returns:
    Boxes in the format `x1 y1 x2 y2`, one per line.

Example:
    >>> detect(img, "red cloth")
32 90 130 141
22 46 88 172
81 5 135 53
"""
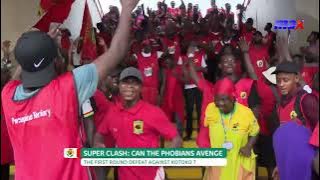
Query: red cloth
1 73 93 180
162 36 181 62
130 41 143 54
80 1 97 62
136 43 160 105
219 9 235 20
168 8 180 17
136 52 160 88
214 40 239 55
256 81 277 135
98 100 177 180
39 0 54 12
214 77 236 98
209 32 223 44
234 78 254 107
34 0 74 32
141 87 158 105
196 79 214 148
248 45 269 80
161 67 185 123
309 122 319 147
1 105 14 165
240 24 256 45
61 32 71 54
301 66 319 87
93 90 115 148
264 31 276 48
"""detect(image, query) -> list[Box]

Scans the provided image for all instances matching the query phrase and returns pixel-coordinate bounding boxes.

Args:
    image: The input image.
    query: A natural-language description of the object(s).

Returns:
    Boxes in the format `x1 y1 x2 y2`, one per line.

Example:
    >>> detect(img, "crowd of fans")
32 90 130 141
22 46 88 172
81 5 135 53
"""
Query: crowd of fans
1 0 319 180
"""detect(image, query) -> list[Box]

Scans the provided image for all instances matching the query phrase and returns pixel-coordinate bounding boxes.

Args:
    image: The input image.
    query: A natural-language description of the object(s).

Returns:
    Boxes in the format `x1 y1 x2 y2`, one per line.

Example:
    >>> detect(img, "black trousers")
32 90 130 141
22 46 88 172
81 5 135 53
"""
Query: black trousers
184 87 202 137
0 164 10 180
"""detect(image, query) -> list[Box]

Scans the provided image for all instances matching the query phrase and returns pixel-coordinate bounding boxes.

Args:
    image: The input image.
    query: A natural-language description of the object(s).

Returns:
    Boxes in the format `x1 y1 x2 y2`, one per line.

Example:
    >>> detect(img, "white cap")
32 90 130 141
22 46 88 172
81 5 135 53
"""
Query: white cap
262 67 277 85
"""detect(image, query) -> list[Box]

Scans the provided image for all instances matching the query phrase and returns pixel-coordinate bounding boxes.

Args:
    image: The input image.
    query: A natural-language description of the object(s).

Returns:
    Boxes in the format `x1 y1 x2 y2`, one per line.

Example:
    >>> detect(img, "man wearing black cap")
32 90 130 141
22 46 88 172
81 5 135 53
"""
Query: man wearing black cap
273 61 318 130
272 61 319 180
94 67 182 180
1 0 140 179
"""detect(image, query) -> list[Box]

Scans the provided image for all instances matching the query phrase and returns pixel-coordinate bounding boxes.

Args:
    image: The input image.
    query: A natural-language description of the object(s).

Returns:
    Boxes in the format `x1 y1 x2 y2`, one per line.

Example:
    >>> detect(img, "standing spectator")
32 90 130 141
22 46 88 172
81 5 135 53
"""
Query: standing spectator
245 32 270 80
1 67 14 180
203 78 259 180
183 43 207 141
133 39 161 105
263 23 276 56
94 67 182 180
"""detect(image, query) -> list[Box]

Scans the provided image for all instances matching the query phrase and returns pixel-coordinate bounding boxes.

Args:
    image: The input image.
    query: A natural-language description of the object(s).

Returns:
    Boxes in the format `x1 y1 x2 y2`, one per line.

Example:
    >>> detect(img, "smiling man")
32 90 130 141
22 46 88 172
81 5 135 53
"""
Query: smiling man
94 67 182 180
203 77 259 180
273 61 318 130
272 61 319 180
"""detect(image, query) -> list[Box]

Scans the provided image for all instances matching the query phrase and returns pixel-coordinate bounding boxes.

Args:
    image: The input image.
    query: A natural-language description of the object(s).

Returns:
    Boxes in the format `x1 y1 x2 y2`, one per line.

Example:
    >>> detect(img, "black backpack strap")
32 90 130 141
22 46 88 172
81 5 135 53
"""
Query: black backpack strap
294 91 308 126
270 85 281 104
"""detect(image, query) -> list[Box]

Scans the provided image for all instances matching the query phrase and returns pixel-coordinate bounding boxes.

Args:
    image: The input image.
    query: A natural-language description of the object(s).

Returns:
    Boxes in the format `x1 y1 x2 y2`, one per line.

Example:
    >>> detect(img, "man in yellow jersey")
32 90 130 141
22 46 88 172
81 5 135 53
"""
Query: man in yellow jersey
203 77 259 180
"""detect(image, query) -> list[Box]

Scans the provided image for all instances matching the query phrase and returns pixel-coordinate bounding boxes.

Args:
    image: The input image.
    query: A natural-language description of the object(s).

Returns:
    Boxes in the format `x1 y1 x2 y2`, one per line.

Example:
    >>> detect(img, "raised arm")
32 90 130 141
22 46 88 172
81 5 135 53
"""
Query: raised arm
93 0 140 81
238 38 258 80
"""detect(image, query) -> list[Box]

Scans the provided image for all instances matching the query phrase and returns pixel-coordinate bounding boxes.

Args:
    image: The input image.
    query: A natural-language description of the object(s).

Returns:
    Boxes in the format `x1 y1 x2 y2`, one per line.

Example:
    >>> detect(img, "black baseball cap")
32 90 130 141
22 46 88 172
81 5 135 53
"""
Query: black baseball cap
14 31 58 88
272 61 300 75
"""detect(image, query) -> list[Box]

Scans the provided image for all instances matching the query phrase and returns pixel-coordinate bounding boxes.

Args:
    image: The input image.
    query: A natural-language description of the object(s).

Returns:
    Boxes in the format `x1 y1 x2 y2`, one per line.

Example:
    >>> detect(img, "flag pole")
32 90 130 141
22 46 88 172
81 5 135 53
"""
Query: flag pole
256 9 258 30
96 0 104 15
93 0 103 19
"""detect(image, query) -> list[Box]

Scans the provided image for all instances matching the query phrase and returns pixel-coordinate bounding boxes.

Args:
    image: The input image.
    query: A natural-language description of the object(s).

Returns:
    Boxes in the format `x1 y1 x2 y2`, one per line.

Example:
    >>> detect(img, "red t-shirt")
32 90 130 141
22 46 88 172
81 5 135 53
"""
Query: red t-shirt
301 65 319 87
98 100 177 180
168 8 180 17
196 79 214 148
162 36 181 62
1 105 14 165
161 67 185 123
256 81 277 135
264 31 276 49
309 122 319 147
214 40 239 55
220 9 235 20
248 45 269 80
93 90 115 148
240 24 256 45
209 32 222 44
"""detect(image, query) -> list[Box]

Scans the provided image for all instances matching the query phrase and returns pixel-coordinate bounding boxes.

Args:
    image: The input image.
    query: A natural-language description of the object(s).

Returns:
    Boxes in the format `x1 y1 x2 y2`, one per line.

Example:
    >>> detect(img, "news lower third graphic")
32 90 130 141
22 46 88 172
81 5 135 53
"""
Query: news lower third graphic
274 19 304 30
64 148 227 166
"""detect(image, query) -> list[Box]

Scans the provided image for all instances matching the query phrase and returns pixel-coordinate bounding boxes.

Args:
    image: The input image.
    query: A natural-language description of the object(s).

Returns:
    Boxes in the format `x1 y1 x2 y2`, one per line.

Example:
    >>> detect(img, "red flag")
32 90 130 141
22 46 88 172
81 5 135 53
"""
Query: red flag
80 1 97 62
34 0 74 32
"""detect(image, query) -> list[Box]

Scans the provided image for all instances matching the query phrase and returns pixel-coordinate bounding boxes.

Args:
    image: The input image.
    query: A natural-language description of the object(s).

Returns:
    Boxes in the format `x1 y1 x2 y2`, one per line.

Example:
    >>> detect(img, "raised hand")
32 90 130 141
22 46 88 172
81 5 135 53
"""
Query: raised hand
2 40 11 54
120 0 140 12
238 37 249 52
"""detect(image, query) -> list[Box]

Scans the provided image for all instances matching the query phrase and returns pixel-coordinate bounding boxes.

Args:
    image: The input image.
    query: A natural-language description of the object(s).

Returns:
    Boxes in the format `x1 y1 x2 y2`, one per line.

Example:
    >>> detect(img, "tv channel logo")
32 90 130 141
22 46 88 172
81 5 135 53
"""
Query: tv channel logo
274 19 304 30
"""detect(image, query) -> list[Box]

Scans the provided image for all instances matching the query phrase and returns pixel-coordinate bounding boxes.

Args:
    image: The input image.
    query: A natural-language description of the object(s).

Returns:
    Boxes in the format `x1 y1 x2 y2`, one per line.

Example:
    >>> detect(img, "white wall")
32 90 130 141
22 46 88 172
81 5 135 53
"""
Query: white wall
245 0 319 53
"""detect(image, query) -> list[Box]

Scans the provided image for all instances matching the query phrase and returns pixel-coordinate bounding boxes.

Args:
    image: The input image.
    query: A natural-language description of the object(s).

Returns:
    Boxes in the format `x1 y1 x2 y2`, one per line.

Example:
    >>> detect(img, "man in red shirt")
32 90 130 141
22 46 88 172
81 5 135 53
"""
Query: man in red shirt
133 39 161 105
206 0 217 15
273 61 318 131
220 3 234 21
94 67 182 180
240 18 257 44
168 1 180 17
263 23 276 56
1 0 140 179
183 43 208 141
242 31 270 80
